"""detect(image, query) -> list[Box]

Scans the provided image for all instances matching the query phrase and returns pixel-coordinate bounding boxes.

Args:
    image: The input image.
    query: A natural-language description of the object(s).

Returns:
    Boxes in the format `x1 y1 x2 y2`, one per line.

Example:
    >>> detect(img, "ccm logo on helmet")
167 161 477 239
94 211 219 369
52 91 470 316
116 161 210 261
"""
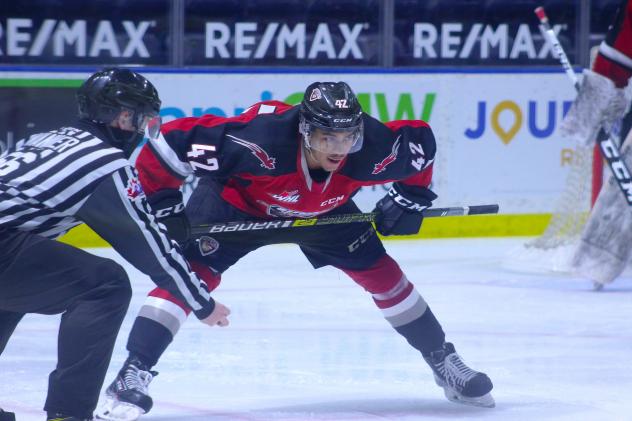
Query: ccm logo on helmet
333 118 353 123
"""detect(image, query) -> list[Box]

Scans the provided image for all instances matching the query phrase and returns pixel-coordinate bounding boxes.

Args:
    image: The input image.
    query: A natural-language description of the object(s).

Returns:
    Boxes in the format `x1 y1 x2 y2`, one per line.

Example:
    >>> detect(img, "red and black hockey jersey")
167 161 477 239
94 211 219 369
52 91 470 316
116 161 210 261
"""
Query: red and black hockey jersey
594 0 632 87
136 100 436 219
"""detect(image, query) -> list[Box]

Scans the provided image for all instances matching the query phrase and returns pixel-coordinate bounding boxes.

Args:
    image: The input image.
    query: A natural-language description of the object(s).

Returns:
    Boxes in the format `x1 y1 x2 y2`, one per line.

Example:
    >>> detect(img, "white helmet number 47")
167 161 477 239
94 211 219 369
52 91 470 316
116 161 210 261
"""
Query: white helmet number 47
335 99 349 108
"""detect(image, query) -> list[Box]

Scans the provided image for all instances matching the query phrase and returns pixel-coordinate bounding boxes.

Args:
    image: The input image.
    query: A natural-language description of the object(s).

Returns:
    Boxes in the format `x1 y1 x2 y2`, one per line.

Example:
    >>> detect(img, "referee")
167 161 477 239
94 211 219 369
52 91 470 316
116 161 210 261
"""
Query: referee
0 68 230 421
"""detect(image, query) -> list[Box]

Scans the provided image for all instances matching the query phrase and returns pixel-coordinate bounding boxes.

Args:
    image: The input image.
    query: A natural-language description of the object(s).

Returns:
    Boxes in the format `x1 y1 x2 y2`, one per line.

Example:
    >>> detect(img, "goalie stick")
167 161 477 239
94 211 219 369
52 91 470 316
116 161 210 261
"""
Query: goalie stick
190 204 499 236
535 6 632 206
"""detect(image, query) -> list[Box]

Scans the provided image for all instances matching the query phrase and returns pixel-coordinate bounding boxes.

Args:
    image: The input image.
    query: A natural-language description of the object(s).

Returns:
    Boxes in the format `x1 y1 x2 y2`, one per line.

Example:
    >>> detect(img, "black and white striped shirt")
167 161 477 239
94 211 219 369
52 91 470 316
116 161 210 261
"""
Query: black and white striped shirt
0 123 215 318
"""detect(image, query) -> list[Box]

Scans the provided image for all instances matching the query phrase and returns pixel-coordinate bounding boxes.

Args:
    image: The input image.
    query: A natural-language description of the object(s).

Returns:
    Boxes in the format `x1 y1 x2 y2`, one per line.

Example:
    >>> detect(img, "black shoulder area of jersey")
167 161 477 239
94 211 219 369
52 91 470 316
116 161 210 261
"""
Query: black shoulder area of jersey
342 113 436 182
220 105 303 175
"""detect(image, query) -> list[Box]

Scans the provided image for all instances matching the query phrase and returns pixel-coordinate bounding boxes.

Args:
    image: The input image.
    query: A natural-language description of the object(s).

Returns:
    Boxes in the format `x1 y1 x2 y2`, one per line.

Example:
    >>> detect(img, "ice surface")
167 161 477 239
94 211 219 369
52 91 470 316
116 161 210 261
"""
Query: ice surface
2 238 631 421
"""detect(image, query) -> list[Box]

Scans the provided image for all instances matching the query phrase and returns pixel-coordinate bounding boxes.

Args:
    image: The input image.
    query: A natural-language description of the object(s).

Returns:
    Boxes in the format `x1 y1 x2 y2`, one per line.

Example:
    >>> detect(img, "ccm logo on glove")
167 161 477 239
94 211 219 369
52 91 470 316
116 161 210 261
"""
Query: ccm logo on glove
154 202 185 218
373 183 437 236
388 187 431 212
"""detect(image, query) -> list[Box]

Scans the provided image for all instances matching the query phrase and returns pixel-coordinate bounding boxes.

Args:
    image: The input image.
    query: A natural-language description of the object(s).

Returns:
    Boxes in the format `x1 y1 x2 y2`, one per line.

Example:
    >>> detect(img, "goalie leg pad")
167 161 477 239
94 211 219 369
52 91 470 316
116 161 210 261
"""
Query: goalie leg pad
573 237 630 285
572 132 632 284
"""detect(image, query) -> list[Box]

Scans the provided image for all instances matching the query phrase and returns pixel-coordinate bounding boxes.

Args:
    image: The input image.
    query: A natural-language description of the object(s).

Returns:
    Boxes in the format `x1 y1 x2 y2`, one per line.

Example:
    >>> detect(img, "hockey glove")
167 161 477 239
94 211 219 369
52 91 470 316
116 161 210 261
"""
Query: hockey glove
373 183 437 236
560 69 629 146
147 189 191 244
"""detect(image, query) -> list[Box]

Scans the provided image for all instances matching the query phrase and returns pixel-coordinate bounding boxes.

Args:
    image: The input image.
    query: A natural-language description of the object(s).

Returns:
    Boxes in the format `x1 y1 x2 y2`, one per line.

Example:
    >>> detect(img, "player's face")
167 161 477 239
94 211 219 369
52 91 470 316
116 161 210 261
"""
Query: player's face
113 110 136 132
308 147 346 172
308 128 358 171
114 109 162 139
309 128 359 155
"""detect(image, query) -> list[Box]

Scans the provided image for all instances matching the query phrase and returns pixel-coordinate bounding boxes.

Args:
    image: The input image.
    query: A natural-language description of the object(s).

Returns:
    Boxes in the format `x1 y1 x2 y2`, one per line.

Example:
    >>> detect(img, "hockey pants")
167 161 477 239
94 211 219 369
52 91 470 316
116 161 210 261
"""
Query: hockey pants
0 230 131 419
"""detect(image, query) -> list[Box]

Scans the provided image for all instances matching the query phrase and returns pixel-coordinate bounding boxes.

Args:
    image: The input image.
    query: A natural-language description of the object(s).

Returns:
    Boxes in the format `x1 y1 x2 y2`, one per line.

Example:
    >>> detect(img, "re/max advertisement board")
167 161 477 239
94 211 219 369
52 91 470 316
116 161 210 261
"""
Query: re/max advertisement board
0 0 592 66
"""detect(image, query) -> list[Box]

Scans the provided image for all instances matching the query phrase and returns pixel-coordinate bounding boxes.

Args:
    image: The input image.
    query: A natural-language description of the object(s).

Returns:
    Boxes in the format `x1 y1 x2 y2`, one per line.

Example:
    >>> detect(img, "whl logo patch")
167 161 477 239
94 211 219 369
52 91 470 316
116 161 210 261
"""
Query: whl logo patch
271 190 300 203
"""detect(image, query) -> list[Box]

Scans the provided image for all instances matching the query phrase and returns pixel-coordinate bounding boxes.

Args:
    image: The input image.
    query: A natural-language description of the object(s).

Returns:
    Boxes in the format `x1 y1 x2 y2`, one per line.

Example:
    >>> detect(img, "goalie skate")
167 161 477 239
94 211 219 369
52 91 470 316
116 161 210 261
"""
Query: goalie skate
424 342 495 408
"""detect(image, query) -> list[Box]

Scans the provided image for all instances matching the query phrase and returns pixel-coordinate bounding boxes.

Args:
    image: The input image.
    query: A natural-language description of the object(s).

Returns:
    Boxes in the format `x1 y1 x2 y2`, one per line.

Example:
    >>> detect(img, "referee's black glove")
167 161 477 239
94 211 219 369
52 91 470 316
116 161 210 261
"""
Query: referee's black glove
373 183 437 236
147 189 191 244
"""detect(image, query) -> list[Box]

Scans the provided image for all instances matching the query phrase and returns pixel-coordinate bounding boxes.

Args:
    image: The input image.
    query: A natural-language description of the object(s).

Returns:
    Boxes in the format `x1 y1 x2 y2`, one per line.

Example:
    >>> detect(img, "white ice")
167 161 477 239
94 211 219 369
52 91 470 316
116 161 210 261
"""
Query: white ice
2 238 632 421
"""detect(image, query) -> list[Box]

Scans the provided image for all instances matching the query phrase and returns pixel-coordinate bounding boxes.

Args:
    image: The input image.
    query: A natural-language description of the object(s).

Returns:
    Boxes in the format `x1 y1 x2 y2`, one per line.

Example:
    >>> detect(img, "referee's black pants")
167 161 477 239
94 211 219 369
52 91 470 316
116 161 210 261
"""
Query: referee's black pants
0 230 132 419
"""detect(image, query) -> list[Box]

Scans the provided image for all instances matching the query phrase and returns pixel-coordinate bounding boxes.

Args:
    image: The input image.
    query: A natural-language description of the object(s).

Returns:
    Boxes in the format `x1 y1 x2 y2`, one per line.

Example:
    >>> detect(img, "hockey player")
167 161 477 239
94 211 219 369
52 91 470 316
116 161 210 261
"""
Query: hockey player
0 68 230 421
561 0 632 288
98 81 495 420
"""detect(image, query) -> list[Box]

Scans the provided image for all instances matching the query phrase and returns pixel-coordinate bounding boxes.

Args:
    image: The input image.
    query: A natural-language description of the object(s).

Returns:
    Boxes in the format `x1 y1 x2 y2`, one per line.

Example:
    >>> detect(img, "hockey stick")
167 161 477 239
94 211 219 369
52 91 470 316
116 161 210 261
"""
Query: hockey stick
190 204 499 236
535 6 632 206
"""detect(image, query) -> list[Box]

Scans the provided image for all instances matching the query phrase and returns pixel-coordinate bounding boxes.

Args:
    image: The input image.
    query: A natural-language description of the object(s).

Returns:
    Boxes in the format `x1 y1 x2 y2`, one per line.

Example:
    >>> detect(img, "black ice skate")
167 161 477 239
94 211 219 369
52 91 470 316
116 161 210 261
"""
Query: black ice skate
95 356 157 421
424 342 495 408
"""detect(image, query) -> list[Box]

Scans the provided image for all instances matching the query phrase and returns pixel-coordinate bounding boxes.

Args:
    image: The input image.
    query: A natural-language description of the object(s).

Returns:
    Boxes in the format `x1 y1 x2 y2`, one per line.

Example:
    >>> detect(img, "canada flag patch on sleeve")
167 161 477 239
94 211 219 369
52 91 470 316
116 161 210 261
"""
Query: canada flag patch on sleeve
126 177 145 200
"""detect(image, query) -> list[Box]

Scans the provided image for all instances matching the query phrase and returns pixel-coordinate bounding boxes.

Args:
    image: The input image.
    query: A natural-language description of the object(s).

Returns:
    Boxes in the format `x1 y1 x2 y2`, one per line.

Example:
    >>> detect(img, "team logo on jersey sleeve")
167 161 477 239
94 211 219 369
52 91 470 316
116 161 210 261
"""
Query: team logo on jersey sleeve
226 134 276 170
198 236 220 256
126 177 145 200
372 135 402 175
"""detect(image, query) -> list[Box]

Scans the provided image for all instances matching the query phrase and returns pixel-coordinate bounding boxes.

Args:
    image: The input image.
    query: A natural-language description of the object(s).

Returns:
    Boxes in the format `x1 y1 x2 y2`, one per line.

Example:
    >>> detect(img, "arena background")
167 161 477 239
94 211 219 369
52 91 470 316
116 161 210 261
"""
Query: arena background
0 0 614 246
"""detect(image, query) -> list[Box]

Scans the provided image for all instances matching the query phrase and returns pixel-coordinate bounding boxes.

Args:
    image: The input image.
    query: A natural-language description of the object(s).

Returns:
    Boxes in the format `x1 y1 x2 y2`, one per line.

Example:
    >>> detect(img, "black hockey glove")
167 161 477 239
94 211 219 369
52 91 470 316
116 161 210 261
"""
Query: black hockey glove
147 189 191 244
373 183 437 236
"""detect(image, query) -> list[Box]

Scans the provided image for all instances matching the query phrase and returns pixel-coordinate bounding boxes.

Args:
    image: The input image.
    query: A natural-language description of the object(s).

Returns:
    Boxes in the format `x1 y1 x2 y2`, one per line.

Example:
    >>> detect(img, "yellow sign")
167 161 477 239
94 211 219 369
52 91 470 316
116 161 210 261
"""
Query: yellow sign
491 100 523 144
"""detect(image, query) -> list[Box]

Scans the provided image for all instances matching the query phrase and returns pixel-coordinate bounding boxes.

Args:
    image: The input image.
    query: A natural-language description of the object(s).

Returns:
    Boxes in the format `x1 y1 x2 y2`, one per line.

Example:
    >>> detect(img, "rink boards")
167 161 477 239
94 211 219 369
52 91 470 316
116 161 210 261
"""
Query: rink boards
0 70 577 245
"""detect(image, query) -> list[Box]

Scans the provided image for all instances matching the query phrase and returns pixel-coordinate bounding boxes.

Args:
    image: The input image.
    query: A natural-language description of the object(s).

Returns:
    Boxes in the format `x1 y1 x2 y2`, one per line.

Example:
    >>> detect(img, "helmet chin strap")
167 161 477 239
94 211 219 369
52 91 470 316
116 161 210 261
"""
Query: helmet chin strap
301 134 320 169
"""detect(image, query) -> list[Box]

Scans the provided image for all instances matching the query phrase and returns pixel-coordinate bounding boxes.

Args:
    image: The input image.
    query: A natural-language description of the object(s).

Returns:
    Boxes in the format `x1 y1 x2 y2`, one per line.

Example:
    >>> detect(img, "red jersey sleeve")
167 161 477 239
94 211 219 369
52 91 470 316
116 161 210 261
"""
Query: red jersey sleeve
136 144 184 195
135 101 293 195
384 120 435 190
593 0 632 87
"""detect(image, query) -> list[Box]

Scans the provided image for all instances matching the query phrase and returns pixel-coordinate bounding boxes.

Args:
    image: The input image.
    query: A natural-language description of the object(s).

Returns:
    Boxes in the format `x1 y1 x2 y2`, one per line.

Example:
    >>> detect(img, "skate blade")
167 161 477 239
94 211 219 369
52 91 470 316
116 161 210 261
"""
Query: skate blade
442 387 495 408
95 397 146 421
